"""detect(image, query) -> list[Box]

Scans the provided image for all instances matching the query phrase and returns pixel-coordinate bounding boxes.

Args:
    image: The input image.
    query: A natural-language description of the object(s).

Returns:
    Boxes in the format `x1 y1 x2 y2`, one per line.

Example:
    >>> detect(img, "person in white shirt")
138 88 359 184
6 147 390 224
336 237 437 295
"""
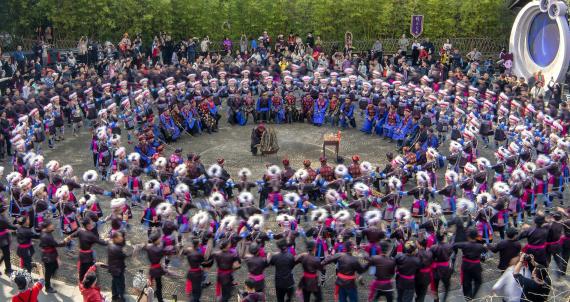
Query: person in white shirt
492 256 527 302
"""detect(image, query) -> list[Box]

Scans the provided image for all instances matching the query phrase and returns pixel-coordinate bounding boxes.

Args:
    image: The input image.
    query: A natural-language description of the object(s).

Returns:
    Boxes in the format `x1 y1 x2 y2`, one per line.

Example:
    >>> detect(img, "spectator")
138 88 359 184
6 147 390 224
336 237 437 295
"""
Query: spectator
200 36 210 57
11 267 45 302
372 39 383 63
240 34 248 54
398 34 409 56
492 255 526 302
513 254 551 302
306 32 315 48
421 37 435 55
13 45 26 72
80 264 107 302
466 47 483 62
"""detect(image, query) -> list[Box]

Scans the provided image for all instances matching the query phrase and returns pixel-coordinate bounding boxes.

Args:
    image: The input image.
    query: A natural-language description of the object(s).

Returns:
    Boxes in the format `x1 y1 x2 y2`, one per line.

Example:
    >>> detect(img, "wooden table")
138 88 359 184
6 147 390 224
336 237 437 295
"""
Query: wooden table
322 131 341 160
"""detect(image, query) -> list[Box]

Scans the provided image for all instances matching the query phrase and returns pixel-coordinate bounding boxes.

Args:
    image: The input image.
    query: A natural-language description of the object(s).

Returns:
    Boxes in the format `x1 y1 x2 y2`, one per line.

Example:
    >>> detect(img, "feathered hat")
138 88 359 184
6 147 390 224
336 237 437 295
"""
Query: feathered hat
82 170 98 183
156 202 174 217
175 183 189 195
387 176 402 190
310 208 329 223
476 192 494 205
144 179 160 192
395 208 411 222
247 214 265 230
110 198 126 209
220 215 238 229
207 164 223 178
333 210 351 222
238 168 252 178
283 192 301 207
360 161 373 174
191 211 210 226
238 191 255 206
365 209 382 225
334 164 348 177
208 191 226 207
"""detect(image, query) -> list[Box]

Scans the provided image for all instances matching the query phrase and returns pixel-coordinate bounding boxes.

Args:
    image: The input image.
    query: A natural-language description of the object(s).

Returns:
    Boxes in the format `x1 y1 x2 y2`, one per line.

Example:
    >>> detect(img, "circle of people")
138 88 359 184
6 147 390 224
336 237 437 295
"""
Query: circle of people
1 38 569 302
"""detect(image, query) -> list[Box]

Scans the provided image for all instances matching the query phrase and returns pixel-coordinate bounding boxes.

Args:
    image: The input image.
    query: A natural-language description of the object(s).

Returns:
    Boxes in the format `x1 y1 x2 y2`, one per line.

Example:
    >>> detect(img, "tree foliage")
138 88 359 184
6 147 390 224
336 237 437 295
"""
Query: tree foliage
2 0 515 42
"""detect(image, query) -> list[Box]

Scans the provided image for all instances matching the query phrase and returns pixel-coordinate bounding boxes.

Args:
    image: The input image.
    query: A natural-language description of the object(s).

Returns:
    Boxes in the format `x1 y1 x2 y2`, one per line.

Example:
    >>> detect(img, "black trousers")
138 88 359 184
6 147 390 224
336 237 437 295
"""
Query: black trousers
561 240 570 276
276 287 294 302
155 276 164 302
79 261 94 283
44 261 59 289
433 276 451 301
1 245 12 273
20 255 33 272
462 267 482 300
221 283 233 302
303 289 322 302
189 279 203 302
112 272 126 301
372 289 394 302
415 282 429 302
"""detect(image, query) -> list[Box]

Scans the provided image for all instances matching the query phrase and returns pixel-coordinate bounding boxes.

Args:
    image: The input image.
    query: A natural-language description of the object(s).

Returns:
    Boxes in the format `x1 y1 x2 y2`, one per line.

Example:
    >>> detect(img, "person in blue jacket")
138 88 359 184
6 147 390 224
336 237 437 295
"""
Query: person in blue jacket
256 92 271 123
313 93 328 126
339 98 356 129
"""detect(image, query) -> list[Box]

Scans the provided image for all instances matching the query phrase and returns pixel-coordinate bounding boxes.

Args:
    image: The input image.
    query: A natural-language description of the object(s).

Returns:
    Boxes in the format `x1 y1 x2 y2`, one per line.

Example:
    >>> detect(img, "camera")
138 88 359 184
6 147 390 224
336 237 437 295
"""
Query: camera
523 254 532 262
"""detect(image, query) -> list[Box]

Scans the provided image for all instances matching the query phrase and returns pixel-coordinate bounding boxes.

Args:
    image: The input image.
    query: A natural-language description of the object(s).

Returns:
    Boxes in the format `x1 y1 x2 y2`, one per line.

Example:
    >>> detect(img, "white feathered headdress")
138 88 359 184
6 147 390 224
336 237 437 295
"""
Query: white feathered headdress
55 185 69 200
294 169 308 181
207 164 223 178
82 170 98 183
128 152 141 162
426 202 443 217
174 164 187 177
333 210 351 222
154 157 167 168
334 164 348 177
360 161 373 174
247 214 265 230
276 214 295 225
457 198 476 215
395 208 411 222
416 171 430 186
365 209 382 225
310 208 329 223
144 179 161 192
110 171 124 184
175 183 189 195
191 211 210 226
476 157 491 170
476 192 494 205
220 215 238 229
110 198 126 209
426 147 439 159
493 182 510 196
156 202 174 217
59 164 73 177
449 141 463 154
444 170 459 184
238 168 252 178
266 165 282 178
208 191 226 207
79 194 96 206
283 192 301 206
510 169 526 182
46 160 60 172
388 176 402 190
238 191 254 205
31 155 44 168
6 171 22 185
353 182 370 195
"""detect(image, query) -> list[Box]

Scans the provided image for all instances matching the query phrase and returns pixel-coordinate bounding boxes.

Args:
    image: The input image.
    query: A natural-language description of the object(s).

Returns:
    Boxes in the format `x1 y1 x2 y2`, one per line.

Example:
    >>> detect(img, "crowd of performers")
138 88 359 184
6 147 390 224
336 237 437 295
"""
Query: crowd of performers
1 62 570 302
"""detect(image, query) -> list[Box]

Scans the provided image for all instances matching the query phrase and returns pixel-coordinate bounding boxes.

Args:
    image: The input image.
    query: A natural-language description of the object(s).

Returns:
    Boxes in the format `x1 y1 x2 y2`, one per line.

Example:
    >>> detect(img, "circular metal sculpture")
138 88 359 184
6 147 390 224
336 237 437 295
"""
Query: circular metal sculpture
509 0 570 83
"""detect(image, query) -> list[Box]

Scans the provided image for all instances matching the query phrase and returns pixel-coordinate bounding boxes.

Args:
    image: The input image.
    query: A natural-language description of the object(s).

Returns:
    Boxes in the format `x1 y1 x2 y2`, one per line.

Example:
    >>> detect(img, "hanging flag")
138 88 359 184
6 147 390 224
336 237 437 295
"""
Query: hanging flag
410 15 424 38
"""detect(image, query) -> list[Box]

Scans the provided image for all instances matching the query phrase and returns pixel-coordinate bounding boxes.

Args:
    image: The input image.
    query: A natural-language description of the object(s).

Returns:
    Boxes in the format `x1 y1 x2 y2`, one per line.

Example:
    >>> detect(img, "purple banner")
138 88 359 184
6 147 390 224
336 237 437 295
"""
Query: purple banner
410 15 424 38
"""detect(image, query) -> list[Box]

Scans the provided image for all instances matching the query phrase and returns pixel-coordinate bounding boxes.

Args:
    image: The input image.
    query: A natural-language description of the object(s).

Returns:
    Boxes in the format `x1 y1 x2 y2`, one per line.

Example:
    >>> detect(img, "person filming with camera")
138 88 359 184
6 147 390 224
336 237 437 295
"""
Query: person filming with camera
513 253 551 302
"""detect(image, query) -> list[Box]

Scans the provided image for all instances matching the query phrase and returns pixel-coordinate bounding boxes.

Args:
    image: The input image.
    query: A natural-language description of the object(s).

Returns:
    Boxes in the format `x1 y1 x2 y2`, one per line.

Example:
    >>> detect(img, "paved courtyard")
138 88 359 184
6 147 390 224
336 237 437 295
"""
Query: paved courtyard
2 116 570 301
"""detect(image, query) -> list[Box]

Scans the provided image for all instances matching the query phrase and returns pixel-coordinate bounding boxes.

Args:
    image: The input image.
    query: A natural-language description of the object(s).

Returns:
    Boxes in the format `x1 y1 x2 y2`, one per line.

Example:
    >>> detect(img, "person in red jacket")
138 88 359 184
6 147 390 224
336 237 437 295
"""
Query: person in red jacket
11 265 44 302
79 263 107 302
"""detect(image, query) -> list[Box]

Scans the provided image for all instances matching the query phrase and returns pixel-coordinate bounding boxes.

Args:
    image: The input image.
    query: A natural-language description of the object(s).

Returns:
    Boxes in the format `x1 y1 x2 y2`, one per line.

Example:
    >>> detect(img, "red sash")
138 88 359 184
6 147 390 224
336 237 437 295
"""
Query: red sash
303 272 317 278
42 247 56 253
18 243 32 249
248 273 265 282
